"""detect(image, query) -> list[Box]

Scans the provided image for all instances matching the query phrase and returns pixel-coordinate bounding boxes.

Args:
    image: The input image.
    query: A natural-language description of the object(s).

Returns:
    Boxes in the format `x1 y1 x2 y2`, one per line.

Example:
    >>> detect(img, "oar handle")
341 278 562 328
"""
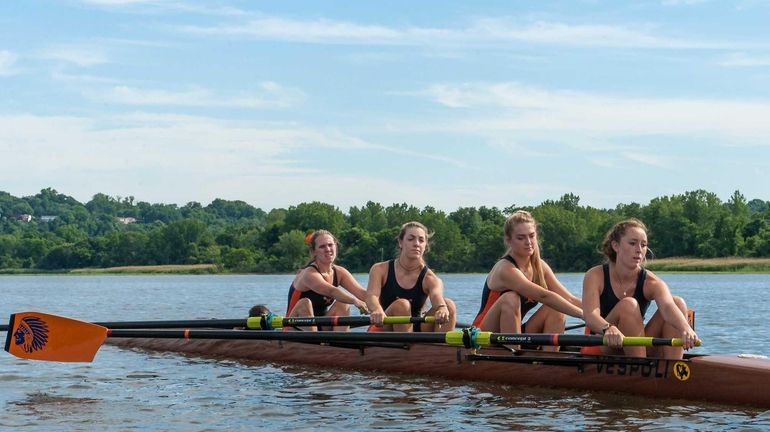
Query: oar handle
624 336 702 347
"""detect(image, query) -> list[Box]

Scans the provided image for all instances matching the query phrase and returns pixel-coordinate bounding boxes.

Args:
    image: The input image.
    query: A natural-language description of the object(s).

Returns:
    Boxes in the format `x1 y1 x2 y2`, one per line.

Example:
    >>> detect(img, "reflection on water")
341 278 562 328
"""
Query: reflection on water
2 274 770 430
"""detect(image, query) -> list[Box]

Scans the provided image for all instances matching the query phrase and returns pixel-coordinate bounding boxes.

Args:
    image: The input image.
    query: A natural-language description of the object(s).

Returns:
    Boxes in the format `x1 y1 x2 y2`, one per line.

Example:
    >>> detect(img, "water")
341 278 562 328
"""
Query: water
2 273 770 430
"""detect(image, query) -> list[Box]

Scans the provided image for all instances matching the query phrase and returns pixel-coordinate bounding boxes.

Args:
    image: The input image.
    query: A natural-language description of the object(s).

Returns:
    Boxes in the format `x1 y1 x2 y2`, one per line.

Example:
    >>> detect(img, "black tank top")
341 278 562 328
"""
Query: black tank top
378 259 429 318
286 263 338 317
473 255 538 326
599 263 650 318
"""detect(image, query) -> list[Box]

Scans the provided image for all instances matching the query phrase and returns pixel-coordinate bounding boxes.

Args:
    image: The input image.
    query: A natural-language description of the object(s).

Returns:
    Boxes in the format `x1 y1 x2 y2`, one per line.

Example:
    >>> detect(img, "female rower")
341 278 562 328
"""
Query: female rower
286 229 369 331
366 221 456 332
582 218 699 359
472 210 583 352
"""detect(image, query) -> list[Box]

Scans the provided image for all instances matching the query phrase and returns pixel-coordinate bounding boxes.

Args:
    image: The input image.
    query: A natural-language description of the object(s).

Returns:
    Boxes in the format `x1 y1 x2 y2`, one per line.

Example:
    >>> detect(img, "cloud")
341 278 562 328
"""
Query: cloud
418 82 770 145
80 0 160 5
718 52 770 67
172 14 755 50
41 46 108 67
0 112 472 209
0 50 19 76
79 0 248 16
86 82 306 108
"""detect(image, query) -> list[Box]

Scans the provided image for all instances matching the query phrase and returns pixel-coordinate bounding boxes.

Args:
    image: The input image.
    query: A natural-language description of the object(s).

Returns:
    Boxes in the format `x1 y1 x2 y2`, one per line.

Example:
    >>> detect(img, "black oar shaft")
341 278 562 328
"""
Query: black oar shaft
107 329 447 344
105 329 687 348
0 319 244 332
0 316 432 332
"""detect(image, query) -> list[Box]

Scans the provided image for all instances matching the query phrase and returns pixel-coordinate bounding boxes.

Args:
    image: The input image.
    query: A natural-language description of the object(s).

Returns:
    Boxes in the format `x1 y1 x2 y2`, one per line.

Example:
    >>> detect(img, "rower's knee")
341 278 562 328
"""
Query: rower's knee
672 296 688 314
546 309 566 328
499 291 522 309
388 298 412 315
290 298 314 316
617 296 641 314
328 301 350 316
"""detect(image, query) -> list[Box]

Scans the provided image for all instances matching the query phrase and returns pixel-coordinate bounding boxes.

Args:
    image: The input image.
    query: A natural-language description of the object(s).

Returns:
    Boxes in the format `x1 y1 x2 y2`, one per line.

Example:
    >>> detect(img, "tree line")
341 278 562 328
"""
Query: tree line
1 188 769 273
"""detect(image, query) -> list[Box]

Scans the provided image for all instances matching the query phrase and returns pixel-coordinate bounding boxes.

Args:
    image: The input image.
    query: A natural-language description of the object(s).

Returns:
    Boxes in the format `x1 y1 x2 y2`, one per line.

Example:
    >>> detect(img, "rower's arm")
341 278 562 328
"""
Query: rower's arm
305 273 362 306
543 261 582 308
581 266 606 333
366 262 388 325
423 272 450 324
509 269 582 319
337 267 367 301
648 275 695 333
365 262 387 313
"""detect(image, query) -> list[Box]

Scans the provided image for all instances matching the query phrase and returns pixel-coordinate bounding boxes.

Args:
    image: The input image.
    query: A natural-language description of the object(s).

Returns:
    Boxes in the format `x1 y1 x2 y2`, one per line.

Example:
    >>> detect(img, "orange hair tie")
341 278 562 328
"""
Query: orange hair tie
304 232 313 246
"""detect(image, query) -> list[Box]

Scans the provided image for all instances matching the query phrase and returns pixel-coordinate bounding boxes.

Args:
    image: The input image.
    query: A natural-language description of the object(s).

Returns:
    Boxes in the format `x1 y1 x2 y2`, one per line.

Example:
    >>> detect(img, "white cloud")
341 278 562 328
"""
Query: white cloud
79 0 248 16
718 52 770 67
0 50 19 76
89 82 306 108
418 82 770 145
622 152 672 168
174 15 754 50
42 46 108 67
0 113 470 208
81 0 160 4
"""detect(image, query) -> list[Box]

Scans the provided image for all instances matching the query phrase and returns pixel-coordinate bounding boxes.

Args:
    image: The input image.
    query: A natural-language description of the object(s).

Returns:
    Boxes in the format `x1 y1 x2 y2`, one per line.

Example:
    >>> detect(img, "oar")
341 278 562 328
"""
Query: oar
4 311 699 363
0 314 433 332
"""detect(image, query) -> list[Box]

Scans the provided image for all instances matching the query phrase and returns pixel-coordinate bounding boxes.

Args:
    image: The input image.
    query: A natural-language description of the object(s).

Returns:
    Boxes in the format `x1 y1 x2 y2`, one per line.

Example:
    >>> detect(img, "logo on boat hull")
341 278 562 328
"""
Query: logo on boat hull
13 316 49 353
673 361 691 381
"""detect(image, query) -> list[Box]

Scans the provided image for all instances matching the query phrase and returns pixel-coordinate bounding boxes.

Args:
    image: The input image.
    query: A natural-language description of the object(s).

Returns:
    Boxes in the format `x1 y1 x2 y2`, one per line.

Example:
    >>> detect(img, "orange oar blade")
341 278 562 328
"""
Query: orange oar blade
5 312 107 362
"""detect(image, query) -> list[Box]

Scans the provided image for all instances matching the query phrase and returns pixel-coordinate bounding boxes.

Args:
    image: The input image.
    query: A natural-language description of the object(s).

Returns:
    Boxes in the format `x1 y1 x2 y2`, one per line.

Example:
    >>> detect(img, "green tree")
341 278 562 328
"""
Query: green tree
284 202 347 235
271 229 308 271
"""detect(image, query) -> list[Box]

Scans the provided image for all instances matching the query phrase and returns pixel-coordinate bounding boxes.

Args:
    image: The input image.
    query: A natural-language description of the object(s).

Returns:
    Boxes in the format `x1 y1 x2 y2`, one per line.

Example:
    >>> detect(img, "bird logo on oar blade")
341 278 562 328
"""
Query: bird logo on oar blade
13 316 49 354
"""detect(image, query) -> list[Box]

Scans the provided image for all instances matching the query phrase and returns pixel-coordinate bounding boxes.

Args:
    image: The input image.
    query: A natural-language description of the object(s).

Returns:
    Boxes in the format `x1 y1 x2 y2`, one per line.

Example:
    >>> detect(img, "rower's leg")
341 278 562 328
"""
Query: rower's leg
424 298 457 333
645 296 688 360
526 306 566 352
287 298 317 332
384 299 413 332
480 291 522 333
479 292 522 351
326 301 351 332
605 297 646 357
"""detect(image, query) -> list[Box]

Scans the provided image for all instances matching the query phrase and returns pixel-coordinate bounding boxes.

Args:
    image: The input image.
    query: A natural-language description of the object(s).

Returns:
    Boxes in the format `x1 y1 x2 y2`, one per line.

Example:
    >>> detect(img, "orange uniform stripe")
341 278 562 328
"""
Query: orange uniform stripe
472 290 504 328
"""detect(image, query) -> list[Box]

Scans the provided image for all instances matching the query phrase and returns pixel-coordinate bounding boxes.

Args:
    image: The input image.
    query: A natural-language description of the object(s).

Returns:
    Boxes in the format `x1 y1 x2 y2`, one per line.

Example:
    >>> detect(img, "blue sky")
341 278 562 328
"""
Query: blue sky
2 1 770 212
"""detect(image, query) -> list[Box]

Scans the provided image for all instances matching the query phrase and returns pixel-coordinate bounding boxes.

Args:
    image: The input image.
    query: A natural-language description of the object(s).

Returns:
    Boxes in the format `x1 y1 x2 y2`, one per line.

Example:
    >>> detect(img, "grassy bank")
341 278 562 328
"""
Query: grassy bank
68 264 220 275
1 264 220 275
645 257 770 273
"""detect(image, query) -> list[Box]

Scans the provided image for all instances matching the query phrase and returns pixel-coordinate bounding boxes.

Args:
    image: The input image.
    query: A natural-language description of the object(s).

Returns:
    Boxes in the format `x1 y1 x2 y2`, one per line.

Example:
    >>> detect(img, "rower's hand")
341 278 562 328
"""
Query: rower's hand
370 309 386 326
433 306 450 324
682 329 700 350
355 300 369 315
604 325 624 349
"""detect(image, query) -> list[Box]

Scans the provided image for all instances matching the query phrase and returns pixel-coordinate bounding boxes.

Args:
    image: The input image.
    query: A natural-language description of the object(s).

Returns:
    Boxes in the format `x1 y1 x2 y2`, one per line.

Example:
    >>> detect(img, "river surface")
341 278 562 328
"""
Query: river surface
1 273 770 431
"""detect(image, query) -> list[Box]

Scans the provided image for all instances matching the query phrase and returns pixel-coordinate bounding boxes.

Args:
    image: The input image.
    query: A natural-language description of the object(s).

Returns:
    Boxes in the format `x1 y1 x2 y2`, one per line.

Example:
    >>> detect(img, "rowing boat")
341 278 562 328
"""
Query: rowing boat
6 311 769 408
107 334 770 409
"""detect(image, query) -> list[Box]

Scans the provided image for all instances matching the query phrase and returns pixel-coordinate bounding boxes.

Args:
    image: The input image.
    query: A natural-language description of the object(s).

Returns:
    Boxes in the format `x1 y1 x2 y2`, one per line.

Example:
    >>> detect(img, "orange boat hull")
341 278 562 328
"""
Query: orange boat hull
107 337 770 408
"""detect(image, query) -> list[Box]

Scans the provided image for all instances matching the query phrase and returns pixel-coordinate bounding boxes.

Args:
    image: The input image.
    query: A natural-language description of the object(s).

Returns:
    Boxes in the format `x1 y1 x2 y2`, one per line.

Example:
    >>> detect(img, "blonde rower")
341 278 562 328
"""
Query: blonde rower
367 221 456 332
472 210 582 351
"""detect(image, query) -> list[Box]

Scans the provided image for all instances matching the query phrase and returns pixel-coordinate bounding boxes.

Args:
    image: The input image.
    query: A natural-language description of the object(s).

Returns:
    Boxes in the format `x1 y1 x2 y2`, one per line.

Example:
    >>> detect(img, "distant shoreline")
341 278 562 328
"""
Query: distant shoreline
2 257 770 275
644 257 770 273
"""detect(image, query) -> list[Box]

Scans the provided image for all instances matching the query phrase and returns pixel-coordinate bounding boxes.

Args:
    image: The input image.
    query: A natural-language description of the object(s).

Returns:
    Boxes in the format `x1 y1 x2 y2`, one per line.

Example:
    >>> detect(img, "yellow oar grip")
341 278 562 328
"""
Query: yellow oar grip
619 336 703 347
245 316 261 329
670 338 703 347
445 331 464 346
444 330 492 348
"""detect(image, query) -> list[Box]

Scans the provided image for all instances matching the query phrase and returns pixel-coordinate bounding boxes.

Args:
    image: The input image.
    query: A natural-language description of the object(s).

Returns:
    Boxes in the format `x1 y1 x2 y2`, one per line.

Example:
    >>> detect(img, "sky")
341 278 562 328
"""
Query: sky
2 1 770 213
